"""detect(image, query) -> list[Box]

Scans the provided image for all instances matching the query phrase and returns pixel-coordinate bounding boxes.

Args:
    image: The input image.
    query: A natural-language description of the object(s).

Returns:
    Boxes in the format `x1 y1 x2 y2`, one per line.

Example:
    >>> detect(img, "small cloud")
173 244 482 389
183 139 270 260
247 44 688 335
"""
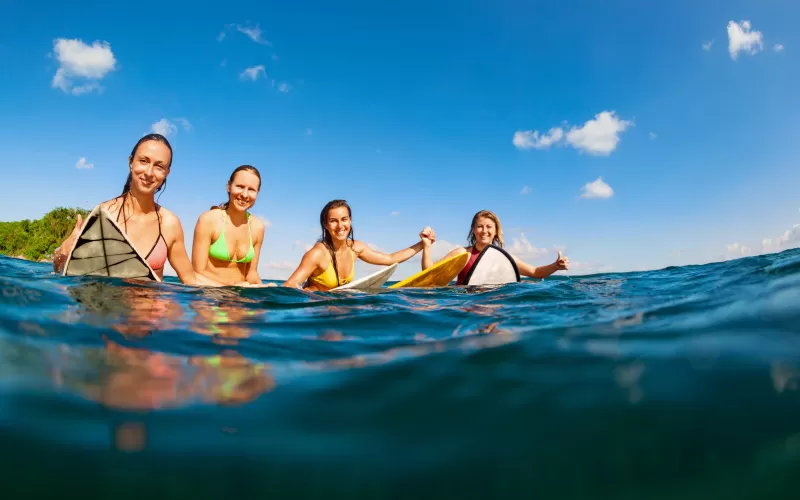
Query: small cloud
235 23 271 46
75 157 93 169
648 132 657 140
272 54 280 61
172 118 192 132
580 177 614 199
216 31 226 42
508 232 548 260
277 82 290 93
390 211 400 216
520 186 531 195
726 242 752 258
150 118 190 137
774 44 785 52
253 215 272 230
702 40 714 52
514 111 633 156
727 20 764 60
761 224 800 254
566 111 633 156
513 127 564 150
240 65 266 81
50 38 117 95
293 240 314 252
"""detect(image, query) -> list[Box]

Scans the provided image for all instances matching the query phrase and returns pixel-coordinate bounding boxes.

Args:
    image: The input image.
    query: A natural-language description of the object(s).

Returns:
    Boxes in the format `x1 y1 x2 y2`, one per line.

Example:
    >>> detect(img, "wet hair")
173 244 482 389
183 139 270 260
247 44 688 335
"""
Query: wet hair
115 134 173 225
318 199 355 287
211 165 262 210
467 210 504 248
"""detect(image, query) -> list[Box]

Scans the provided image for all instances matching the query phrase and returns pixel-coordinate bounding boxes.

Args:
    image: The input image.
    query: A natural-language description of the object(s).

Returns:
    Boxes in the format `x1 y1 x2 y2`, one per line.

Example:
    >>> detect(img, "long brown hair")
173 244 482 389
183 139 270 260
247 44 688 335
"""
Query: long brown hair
211 165 262 210
318 200 355 287
467 210 504 248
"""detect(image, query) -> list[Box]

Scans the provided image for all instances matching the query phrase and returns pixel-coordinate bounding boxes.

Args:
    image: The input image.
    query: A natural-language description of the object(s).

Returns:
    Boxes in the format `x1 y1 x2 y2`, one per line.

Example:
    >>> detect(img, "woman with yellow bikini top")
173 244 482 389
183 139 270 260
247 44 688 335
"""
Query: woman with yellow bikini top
282 199 437 292
191 165 269 286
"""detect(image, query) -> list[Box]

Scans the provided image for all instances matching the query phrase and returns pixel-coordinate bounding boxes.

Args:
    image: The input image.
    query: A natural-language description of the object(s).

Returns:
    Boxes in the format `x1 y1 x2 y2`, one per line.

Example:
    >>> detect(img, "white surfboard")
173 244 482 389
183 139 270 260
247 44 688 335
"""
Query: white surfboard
61 205 161 282
336 263 398 291
462 245 520 286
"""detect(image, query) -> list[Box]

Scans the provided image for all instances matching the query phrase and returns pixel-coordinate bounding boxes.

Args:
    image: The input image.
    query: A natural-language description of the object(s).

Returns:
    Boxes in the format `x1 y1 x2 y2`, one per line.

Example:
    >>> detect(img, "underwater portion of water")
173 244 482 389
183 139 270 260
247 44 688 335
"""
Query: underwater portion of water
1 250 799 499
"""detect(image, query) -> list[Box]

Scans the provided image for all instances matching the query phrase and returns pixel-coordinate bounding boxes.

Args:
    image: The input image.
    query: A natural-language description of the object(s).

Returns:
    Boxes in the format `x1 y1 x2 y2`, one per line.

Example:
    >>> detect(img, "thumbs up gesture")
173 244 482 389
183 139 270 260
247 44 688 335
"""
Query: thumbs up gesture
554 250 569 270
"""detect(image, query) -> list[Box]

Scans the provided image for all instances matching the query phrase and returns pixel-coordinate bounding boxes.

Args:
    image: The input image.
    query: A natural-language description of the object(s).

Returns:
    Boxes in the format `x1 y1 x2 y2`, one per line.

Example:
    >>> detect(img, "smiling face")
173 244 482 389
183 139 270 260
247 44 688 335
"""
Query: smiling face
227 169 261 213
325 206 352 243
472 216 497 248
128 140 172 194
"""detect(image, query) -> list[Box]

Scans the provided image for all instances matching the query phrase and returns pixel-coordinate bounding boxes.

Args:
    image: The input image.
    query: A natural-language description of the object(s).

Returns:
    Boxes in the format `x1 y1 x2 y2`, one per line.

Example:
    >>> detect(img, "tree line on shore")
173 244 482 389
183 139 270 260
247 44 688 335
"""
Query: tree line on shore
0 207 88 262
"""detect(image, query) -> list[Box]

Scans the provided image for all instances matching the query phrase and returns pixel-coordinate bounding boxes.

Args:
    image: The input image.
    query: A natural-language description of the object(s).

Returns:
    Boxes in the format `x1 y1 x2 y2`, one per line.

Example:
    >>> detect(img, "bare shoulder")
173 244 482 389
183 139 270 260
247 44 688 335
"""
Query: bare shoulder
157 206 184 231
304 243 328 263
249 214 267 234
351 240 368 254
196 209 222 226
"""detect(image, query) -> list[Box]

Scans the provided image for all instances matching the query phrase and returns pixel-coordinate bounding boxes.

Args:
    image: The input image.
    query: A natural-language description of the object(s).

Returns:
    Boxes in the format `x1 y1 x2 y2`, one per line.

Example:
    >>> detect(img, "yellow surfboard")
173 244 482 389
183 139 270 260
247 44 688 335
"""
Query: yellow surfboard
389 250 469 289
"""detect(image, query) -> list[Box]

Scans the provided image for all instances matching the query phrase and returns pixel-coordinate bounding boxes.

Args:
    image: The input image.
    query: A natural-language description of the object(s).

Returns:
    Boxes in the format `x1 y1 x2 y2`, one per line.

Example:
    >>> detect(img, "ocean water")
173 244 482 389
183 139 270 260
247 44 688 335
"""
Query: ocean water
1 250 799 499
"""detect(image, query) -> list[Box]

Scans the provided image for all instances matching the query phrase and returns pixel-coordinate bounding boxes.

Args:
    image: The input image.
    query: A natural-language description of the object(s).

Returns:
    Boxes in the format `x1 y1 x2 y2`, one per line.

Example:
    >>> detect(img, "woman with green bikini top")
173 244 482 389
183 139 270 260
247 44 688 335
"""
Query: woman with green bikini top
191 165 269 286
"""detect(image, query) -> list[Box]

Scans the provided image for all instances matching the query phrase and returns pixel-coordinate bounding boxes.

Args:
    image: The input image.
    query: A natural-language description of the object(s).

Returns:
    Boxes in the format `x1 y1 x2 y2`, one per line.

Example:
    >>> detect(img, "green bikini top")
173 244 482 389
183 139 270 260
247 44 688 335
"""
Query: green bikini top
209 212 255 264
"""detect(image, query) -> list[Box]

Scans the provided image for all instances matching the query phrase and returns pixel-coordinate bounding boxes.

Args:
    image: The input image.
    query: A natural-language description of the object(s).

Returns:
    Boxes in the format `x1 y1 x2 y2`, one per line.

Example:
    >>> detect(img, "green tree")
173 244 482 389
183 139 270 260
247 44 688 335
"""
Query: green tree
0 207 89 261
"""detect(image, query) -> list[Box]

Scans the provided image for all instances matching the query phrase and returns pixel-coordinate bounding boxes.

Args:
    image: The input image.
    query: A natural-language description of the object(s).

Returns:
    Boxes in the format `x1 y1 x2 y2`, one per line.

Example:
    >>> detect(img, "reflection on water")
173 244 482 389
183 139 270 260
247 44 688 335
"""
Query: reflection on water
0 251 800 497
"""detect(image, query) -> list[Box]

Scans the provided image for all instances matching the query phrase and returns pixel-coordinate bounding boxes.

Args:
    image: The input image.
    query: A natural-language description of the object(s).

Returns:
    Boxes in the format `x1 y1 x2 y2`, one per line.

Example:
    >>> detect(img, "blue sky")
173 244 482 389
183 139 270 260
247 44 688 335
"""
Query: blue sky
1 0 798 280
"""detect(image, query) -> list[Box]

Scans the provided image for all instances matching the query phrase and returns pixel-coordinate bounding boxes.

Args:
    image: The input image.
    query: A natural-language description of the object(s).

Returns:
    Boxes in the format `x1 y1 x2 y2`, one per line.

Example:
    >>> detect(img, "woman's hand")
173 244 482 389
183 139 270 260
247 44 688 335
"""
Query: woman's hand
419 226 436 247
53 214 84 273
554 250 569 270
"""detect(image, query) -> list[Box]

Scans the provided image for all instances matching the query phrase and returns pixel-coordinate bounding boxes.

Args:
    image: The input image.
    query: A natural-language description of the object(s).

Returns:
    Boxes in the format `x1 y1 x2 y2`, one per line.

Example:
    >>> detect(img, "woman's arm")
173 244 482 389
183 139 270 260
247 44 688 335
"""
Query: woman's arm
354 226 436 266
422 246 467 270
514 250 569 279
162 210 204 285
191 211 217 275
52 214 84 274
245 219 265 284
282 246 324 288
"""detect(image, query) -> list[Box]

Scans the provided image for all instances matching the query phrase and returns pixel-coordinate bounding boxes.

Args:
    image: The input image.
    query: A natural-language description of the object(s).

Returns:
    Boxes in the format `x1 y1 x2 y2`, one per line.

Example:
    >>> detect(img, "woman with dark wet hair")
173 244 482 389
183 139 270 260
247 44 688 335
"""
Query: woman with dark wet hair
53 134 212 285
282 199 436 291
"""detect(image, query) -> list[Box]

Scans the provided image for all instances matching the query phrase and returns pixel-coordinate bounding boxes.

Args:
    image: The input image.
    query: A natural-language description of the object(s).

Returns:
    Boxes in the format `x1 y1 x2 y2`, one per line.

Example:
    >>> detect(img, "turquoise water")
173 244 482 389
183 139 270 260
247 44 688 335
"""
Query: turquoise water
1 250 800 499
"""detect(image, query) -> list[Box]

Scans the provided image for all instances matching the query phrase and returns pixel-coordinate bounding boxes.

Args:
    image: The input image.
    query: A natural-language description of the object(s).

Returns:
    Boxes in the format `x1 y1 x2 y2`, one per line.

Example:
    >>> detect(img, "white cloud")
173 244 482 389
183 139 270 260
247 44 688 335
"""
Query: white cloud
240 65 266 81
149 117 191 137
390 211 400 216
173 117 192 132
727 20 764 60
51 38 117 95
235 24 271 46
702 40 714 52
514 111 632 156
761 224 800 254
508 232 548 260
580 177 614 199
648 132 657 140
565 111 633 156
252 215 272 230
567 260 613 275
218 23 272 46
725 242 753 258
513 127 564 150
75 157 93 169
774 44 785 52
520 186 531 195
293 240 314 252
305 128 313 136
277 82 291 93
